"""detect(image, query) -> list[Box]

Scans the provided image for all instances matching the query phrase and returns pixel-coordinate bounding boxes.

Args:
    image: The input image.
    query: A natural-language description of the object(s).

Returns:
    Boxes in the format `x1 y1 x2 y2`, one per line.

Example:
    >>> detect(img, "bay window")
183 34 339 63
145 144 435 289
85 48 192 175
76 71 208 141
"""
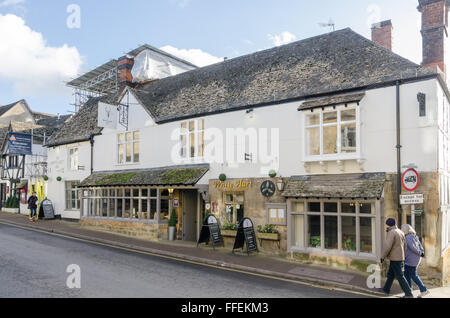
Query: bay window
305 107 359 158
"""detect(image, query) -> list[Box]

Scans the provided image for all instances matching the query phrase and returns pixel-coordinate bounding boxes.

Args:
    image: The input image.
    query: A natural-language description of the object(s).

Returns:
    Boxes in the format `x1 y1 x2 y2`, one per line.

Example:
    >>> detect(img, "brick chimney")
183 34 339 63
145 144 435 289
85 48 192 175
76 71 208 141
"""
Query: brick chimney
371 20 393 51
118 55 135 91
418 0 450 76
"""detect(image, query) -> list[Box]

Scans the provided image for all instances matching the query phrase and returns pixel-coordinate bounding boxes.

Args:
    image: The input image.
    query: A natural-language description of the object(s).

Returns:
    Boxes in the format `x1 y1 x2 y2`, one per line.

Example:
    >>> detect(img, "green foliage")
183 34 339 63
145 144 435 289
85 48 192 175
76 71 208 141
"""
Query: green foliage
219 174 227 182
269 170 277 178
56 176 62 182
43 176 49 181
168 208 178 227
257 224 279 234
222 223 238 231
310 236 321 248
5 196 19 208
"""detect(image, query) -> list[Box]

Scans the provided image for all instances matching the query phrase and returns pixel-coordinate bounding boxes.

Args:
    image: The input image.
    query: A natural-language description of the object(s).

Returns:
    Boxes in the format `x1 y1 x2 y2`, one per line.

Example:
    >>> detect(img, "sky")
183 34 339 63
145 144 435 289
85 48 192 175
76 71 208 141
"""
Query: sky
0 0 424 115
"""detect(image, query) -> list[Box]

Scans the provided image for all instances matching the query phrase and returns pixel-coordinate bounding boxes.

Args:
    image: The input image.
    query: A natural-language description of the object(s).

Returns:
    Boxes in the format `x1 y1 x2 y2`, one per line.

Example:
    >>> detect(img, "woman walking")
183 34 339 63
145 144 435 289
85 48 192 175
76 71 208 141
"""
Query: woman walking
401 224 430 298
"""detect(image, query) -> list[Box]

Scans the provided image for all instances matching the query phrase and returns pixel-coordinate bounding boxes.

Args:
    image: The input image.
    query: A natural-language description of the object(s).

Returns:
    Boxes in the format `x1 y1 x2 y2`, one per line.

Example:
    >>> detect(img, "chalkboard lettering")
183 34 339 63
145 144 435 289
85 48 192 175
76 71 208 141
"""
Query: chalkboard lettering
232 218 259 255
197 215 224 250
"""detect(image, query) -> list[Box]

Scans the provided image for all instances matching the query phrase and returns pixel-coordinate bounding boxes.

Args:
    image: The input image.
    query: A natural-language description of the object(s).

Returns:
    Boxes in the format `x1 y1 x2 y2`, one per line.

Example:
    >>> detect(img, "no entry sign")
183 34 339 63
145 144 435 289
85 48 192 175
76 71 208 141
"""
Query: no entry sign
402 169 419 192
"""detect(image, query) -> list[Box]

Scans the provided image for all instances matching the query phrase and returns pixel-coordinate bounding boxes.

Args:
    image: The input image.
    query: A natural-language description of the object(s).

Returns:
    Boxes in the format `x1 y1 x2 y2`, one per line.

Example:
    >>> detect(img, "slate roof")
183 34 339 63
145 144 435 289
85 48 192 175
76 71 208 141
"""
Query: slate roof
282 173 386 199
46 94 118 147
79 164 209 187
36 115 72 138
299 92 366 111
130 28 437 123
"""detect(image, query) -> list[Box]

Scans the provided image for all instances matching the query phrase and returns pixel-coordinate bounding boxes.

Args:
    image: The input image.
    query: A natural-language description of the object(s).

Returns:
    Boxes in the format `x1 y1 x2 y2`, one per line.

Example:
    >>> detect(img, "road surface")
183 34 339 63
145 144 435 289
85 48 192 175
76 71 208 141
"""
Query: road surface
0 223 369 298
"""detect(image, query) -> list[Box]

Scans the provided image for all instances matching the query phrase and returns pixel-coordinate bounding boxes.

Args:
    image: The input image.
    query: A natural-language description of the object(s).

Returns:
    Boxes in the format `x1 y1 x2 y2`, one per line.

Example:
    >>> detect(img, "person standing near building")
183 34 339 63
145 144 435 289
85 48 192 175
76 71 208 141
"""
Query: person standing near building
401 224 430 298
28 192 38 222
378 218 414 298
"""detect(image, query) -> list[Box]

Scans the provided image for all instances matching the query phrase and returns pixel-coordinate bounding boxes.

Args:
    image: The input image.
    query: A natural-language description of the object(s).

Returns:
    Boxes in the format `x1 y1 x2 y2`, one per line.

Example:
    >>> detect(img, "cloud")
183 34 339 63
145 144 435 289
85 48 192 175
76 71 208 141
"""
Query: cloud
160 45 223 67
268 31 297 47
0 0 25 7
0 14 82 95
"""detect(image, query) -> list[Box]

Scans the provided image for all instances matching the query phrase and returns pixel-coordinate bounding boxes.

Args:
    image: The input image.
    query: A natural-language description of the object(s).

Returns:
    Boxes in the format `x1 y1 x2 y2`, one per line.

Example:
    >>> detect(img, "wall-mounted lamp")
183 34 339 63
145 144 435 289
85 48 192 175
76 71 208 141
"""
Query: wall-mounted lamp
276 178 285 192
168 188 174 195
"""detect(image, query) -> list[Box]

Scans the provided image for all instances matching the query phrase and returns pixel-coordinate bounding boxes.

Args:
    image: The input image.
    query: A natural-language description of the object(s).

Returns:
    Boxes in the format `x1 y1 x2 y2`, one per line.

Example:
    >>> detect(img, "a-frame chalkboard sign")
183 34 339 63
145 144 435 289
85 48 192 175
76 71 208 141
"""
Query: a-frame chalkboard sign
197 215 224 250
41 200 56 220
232 218 259 255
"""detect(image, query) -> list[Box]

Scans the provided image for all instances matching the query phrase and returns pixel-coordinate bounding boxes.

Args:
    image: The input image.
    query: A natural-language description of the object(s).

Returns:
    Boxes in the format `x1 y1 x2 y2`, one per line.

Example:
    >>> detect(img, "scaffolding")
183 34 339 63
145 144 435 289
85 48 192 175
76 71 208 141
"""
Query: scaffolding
25 154 48 178
67 59 119 112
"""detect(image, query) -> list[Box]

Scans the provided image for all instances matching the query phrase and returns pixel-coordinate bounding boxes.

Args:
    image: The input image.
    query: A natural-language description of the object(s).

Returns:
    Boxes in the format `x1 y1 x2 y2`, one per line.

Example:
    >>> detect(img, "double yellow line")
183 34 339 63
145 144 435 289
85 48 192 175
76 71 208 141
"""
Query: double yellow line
0 220 380 298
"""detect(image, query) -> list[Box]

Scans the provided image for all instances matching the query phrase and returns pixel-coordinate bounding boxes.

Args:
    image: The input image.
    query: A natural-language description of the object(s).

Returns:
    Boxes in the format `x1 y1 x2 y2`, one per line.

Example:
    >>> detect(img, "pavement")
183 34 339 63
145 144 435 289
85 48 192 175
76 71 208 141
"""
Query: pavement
0 222 368 298
1 212 440 298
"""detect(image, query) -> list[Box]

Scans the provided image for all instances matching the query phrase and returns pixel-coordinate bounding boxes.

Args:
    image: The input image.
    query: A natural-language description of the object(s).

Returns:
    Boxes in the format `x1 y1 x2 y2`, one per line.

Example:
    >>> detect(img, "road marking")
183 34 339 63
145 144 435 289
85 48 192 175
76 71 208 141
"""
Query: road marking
0 220 379 298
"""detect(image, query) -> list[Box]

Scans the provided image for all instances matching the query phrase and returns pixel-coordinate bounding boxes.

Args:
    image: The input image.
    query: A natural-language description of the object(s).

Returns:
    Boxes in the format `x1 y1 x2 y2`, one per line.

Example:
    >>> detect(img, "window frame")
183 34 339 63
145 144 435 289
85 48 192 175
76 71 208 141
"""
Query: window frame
288 199 378 258
304 105 361 162
69 147 79 171
117 131 140 164
65 181 81 211
180 119 205 160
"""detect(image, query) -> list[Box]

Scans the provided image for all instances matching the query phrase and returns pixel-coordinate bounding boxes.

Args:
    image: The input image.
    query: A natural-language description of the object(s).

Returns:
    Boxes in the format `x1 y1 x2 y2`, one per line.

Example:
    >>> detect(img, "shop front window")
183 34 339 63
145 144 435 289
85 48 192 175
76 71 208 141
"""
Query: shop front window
290 200 377 256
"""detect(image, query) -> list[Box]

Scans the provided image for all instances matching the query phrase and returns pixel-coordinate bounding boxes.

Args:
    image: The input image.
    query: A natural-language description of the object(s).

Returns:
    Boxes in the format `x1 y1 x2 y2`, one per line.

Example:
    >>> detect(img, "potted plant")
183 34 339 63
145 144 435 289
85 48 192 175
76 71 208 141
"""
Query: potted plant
221 223 238 237
257 224 280 241
168 208 178 241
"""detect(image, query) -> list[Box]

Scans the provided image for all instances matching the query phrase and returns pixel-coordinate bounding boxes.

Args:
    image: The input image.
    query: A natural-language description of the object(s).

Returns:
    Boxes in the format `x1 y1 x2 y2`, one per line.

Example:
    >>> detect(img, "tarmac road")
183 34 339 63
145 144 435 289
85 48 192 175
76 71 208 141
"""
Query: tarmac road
0 223 370 298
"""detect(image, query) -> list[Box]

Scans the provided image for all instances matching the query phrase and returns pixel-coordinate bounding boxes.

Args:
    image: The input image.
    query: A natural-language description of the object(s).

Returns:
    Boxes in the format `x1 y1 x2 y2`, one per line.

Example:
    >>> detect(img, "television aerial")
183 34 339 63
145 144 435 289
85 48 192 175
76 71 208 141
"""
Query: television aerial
319 18 335 32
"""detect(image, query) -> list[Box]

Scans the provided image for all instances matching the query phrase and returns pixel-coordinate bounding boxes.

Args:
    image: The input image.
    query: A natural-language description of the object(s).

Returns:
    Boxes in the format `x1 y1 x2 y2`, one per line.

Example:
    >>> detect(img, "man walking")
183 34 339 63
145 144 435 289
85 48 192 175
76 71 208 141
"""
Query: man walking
27 192 38 222
378 218 414 298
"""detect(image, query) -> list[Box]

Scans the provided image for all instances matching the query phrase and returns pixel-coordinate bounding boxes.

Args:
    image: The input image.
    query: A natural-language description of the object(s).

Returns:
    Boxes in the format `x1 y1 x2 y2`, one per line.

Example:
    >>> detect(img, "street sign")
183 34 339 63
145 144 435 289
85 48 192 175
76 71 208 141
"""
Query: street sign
402 168 420 192
400 194 424 205
8 132 32 155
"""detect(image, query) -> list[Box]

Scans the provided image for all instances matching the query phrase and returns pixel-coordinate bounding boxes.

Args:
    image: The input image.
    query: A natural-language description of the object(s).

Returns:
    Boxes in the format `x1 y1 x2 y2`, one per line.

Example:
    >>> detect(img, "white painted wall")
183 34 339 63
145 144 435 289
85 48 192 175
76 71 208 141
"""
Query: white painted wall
48 78 444 219
47 141 92 219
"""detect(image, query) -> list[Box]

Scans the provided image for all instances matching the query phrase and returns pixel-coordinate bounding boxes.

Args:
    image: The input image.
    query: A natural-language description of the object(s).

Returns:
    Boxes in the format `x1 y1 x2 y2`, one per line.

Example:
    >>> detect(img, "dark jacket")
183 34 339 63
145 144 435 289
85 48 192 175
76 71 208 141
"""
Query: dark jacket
28 196 38 209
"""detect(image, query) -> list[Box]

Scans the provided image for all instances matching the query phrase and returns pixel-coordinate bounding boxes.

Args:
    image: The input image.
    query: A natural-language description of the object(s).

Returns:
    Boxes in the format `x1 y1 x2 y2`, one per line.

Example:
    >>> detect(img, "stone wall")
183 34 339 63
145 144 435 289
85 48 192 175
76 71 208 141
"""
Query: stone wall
384 171 445 285
209 178 288 254
80 218 166 241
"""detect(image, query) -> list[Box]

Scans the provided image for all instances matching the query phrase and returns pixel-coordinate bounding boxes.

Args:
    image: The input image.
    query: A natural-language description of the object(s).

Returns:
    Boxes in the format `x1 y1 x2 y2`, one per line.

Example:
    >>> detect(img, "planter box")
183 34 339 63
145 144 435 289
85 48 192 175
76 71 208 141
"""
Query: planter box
221 230 237 237
257 232 280 241
2 208 20 214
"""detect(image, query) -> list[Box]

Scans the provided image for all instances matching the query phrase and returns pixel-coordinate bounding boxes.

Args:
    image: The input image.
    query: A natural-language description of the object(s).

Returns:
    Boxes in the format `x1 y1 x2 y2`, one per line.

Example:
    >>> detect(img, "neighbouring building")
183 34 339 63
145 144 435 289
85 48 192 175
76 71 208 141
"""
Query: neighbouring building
0 99 71 213
45 0 450 286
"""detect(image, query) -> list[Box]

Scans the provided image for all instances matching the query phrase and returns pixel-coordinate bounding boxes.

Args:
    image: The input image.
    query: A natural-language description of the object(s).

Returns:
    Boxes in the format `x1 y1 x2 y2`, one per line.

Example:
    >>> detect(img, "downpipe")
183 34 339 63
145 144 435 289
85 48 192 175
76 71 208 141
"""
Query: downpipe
396 81 402 224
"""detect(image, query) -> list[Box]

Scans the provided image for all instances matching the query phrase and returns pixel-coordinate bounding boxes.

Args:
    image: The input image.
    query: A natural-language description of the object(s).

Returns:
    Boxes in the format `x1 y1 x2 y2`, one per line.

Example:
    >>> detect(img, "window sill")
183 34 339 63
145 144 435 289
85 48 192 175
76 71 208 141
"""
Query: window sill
303 154 362 163
81 216 168 224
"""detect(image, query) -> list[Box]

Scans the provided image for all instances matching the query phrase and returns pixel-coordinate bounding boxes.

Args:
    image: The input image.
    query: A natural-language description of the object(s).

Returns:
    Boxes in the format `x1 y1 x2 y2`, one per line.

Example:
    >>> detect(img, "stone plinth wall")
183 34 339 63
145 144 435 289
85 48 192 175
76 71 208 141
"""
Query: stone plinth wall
80 218 166 241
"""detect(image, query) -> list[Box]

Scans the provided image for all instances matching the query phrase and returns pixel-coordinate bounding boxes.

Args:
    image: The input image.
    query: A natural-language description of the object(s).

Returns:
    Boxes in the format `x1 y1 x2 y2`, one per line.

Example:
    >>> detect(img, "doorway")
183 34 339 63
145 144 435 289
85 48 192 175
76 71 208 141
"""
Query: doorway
182 190 198 241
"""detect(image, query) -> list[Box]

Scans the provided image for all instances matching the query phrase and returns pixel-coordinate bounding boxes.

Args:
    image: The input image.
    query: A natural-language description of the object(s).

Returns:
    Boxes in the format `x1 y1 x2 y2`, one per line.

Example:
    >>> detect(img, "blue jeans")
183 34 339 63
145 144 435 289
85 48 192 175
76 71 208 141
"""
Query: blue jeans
30 207 37 218
404 265 427 293
383 261 413 297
